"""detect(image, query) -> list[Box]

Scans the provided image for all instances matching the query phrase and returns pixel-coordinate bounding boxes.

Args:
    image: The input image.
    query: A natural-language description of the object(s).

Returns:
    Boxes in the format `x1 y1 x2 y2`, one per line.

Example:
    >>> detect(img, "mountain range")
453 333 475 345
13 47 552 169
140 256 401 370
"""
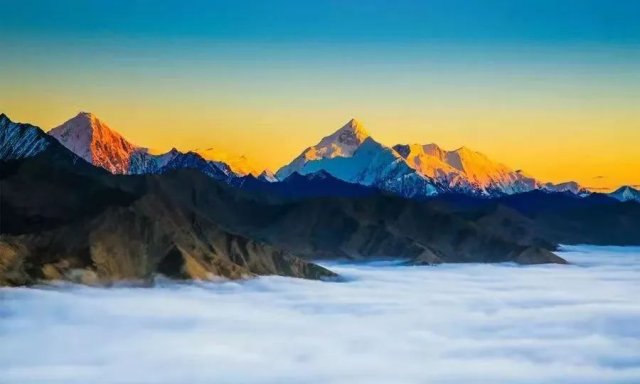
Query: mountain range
36 112 614 199
275 118 590 198
1 111 639 286
48 112 274 181
3 111 638 203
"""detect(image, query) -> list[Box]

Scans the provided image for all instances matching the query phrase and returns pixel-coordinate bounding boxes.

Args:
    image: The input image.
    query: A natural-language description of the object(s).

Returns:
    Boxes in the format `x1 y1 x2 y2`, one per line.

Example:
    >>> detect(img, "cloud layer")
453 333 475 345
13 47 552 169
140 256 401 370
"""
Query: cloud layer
2 245 640 384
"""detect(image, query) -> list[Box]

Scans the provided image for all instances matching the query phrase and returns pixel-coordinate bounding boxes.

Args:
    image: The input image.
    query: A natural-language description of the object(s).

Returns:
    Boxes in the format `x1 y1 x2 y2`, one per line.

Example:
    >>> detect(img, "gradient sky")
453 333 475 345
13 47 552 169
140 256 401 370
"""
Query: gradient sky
1 0 639 190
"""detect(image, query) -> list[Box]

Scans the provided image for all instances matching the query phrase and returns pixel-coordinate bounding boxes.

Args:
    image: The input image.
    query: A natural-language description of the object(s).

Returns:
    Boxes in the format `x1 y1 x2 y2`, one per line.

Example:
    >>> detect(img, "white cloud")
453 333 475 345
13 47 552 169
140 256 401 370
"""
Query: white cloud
1 245 640 384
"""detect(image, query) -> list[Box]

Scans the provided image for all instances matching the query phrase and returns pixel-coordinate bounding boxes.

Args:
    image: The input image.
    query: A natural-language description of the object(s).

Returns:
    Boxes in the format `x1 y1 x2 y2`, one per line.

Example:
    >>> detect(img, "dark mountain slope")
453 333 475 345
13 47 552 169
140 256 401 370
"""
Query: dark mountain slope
425 191 640 246
0 175 334 286
228 171 380 203
1 151 567 287
138 170 565 265
0 123 336 285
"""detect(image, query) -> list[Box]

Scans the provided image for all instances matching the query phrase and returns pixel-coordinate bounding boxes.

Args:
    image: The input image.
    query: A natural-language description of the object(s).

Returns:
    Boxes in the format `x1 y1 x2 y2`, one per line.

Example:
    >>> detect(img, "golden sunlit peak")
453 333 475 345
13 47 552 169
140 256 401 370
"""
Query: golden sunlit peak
345 117 365 129
75 111 97 120
71 111 106 127
337 118 369 139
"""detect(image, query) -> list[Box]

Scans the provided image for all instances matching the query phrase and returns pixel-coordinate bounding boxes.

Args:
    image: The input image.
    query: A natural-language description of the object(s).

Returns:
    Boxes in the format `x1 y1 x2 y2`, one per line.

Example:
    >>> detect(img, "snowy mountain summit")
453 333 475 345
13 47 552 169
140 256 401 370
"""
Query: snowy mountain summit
276 118 370 180
47 112 270 180
609 186 640 202
3 111 592 198
276 119 439 198
310 118 371 158
277 118 586 198
49 112 139 174
393 143 539 195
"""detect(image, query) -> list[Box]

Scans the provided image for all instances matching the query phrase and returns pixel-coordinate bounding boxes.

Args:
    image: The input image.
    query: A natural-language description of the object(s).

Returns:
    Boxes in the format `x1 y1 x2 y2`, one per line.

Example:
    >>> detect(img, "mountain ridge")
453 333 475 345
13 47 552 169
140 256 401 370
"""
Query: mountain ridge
47 112 270 180
0 118 338 284
3 112 628 197
3 112 640 287
277 118 588 198
609 186 640 202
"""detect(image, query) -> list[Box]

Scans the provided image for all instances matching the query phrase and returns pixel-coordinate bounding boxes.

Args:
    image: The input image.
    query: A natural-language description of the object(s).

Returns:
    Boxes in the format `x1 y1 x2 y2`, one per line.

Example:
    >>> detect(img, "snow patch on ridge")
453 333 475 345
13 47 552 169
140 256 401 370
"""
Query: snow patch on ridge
0 113 51 160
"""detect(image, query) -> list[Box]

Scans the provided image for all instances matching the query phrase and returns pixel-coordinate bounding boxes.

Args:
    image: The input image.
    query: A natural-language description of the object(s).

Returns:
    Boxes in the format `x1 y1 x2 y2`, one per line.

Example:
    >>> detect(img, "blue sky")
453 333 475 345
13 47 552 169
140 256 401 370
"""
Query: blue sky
1 1 639 189
2 0 639 45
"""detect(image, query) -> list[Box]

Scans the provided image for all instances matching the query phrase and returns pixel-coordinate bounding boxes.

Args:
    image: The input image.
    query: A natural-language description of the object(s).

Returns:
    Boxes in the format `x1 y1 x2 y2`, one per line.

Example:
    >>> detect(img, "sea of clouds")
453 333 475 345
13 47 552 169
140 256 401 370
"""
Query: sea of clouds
1 245 640 384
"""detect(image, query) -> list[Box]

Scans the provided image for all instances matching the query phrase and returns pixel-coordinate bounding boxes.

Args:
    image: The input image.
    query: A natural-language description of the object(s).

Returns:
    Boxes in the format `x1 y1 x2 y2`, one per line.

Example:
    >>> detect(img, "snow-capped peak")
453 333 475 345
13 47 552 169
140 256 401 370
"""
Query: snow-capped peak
342 118 369 136
48 112 139 174
46 112 270 181
609 186 640 202
276 120 439 197
275 118 371 179
394 143 539 195
317 118 370 155
542 181 586 195
0 113 53 160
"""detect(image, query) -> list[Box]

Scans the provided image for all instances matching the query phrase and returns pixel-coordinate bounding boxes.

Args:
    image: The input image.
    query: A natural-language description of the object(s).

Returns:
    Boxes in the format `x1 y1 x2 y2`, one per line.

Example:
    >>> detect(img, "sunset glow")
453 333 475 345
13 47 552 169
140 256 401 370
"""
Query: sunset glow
1 1 638 191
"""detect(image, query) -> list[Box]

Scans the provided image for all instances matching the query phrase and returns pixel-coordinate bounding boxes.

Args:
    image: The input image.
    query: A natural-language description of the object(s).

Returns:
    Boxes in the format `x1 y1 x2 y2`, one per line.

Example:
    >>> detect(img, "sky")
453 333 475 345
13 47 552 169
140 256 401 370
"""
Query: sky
2 245 640 383
1 0 638 190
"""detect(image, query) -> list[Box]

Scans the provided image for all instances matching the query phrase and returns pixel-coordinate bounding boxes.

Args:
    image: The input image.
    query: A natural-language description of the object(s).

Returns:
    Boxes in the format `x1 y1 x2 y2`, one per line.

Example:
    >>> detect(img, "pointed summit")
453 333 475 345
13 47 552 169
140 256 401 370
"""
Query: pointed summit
1 112 54 160
275 118 373 179
341 117 368 134
610 185 640 202
314 117 370 156
49 112 139 174
330 118 370 144
76 111 95 118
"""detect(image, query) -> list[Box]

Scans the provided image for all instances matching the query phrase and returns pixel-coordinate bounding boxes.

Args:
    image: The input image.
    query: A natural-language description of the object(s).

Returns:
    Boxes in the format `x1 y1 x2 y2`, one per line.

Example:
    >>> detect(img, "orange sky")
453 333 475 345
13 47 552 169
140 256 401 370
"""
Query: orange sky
3 101 638 192
2 1 639 191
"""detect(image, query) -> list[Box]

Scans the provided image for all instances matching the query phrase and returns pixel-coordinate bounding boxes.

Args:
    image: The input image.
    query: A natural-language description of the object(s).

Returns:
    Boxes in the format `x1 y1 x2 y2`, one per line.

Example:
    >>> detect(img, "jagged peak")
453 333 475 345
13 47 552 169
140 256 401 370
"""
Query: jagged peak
422 143 442 151
47 112 140 174
609 185 640 202
614 185 639 193
313 118 371 151
69 111 103 126
76 111 95 118
345 117 364 128
51 112 134 145
336 117 369 138
258 169 277 182
71 111 105 127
